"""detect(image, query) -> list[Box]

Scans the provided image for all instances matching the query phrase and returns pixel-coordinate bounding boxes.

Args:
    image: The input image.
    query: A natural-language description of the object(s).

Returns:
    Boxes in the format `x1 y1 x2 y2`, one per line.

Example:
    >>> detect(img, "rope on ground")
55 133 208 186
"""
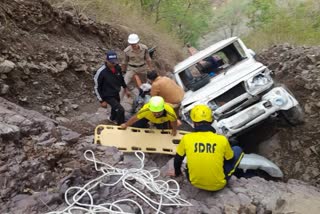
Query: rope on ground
47 150 192 214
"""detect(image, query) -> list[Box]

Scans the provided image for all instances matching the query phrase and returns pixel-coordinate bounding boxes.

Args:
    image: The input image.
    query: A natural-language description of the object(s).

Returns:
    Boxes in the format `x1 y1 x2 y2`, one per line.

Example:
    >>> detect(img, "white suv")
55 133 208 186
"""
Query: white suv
174 37 303 137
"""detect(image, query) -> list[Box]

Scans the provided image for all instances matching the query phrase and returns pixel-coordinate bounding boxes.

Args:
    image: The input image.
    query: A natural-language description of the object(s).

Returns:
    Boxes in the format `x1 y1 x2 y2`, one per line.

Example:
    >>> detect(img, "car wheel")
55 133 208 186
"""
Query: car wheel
281 104 304 125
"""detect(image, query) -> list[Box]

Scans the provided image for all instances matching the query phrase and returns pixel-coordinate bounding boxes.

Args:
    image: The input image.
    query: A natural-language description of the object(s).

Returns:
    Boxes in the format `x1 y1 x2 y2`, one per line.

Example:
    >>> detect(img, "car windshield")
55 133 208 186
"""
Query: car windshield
179 41 247 91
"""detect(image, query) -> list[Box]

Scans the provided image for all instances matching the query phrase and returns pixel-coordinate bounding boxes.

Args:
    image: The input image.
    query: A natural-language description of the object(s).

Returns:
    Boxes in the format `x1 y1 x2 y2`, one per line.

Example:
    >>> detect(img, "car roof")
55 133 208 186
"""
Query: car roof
174 37 238 73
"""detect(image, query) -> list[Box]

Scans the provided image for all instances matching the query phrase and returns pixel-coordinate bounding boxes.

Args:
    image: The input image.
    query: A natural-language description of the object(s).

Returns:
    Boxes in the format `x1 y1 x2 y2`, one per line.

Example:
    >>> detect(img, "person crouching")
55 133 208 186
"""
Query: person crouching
120 96 178 136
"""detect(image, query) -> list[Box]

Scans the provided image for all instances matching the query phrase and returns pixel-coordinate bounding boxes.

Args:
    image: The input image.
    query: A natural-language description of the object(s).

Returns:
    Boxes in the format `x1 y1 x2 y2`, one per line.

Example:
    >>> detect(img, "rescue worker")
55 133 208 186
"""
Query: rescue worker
122 33 153 95
120 96 178 136
147 70 184 109
168 104 244 191
94 50 130 125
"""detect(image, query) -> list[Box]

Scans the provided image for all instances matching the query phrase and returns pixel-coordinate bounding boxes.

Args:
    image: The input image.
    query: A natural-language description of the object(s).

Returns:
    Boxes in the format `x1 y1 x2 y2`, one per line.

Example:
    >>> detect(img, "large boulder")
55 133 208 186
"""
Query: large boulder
0 60 15 74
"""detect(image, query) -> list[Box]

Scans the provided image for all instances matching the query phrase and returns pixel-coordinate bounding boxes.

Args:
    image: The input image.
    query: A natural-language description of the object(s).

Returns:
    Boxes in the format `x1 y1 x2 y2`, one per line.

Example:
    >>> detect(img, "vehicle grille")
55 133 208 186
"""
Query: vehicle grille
213 82 246 106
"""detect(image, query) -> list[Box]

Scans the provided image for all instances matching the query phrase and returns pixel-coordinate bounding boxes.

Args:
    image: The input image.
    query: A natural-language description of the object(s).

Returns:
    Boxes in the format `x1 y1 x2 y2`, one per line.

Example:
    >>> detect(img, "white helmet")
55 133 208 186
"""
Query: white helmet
128 34 140 44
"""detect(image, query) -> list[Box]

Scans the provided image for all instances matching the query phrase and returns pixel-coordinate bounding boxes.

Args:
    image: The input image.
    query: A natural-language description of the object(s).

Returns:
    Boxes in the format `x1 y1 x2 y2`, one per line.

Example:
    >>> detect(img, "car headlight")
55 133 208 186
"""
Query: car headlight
271 95 287 107
246 72 273 94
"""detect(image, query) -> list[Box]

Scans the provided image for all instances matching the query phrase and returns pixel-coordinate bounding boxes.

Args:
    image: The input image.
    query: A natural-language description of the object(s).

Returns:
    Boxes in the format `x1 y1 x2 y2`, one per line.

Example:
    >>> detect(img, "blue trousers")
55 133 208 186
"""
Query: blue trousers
223 146 244 180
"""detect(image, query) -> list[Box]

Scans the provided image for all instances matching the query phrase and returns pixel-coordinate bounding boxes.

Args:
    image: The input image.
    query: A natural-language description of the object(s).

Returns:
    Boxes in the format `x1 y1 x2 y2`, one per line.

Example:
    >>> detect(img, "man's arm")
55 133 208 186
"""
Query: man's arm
121 64 127 73
168 137 185 177
145 49 153 71
134 74 142 88
119 66 127 88
118 65 130 97
173 154 185 176
146 58 153 71
224 137 234 160
121 53 129 73
170 120 178 136
94 72 108 108
93 66 104 102
120 115 139 129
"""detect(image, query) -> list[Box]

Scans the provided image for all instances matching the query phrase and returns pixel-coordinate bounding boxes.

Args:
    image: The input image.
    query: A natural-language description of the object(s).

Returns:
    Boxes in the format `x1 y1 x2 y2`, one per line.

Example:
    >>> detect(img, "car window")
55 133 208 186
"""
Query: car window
177 42 248 91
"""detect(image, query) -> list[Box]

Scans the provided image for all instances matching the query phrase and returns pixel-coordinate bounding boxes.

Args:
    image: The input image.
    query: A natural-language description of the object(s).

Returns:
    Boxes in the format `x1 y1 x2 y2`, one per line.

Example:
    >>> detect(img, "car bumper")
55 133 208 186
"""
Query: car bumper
214 87 299 136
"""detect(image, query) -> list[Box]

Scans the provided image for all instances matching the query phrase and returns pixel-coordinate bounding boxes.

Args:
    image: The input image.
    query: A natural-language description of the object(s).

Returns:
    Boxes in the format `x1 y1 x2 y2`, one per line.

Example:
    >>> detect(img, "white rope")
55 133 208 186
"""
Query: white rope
47 150 192 214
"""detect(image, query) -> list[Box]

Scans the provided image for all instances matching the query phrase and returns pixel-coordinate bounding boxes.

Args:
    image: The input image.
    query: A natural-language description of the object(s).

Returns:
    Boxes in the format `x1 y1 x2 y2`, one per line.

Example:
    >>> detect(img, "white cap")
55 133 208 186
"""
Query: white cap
128 34 140 44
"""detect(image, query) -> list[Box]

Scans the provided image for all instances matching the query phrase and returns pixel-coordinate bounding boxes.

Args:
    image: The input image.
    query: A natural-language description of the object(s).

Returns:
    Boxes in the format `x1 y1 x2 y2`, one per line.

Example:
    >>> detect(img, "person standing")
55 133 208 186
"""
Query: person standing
94 50 130 125
168 104 244 191
147 70 184 109
122 34 153 94
120 96 178 136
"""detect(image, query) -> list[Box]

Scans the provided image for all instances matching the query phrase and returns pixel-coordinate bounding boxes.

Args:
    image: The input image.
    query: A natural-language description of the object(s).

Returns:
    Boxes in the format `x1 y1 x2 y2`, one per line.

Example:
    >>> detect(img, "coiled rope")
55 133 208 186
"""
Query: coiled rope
47 150 192 214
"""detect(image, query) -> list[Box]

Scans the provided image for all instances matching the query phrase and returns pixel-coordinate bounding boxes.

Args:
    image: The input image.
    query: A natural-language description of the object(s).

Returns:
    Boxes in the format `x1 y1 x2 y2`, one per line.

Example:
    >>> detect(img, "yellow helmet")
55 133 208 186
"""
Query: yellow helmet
190 104 213 122
149 96 165 112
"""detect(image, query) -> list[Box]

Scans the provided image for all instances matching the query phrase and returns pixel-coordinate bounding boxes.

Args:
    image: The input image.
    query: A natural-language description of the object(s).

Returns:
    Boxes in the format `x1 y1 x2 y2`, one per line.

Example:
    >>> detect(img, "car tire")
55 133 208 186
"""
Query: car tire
281 104 304 125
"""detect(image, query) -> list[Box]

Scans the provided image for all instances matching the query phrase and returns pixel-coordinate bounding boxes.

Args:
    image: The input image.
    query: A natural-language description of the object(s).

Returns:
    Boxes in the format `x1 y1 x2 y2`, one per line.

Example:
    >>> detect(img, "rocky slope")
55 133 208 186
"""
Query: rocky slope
256 45 320 186
1 97 320 213
1 0 320 213
0 0 183 119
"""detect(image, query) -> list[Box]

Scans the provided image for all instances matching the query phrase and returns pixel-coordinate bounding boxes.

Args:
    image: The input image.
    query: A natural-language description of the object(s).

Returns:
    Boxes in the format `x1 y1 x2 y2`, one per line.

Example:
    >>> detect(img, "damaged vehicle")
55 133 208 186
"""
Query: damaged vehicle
174 37 304 137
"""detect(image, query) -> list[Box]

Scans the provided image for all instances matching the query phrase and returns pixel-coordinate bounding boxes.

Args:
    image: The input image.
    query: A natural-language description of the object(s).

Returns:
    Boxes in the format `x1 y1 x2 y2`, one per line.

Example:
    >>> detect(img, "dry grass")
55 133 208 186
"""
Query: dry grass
244 23 320 53
243 0 320 52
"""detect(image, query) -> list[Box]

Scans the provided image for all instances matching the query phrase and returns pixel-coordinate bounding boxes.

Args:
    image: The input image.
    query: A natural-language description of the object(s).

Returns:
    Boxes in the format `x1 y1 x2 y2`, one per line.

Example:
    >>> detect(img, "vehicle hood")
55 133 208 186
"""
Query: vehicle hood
181 59 265 106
